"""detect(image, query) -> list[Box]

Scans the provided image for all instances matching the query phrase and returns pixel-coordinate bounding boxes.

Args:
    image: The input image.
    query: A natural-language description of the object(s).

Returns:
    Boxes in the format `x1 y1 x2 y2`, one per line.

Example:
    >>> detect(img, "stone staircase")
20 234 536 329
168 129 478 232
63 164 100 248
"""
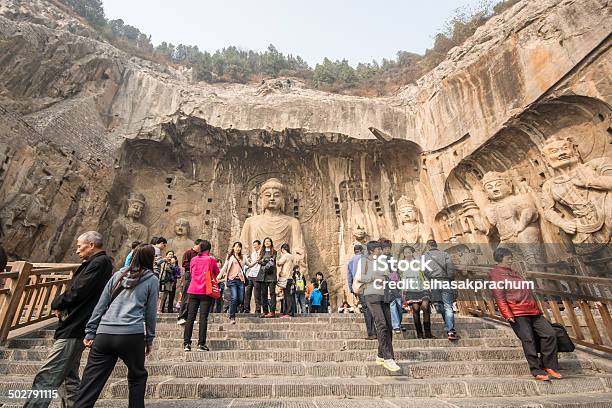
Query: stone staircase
0 313 611 407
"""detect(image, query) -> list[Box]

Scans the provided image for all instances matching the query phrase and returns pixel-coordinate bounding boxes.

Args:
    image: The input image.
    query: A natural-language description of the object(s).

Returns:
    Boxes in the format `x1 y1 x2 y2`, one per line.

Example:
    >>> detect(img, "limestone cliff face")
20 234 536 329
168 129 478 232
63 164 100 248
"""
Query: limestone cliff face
0 0 610 305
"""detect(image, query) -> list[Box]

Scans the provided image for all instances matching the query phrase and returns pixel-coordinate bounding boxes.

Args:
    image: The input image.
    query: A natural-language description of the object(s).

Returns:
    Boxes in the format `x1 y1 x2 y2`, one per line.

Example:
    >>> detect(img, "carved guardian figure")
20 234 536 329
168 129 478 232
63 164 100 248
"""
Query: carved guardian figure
541 137 612 255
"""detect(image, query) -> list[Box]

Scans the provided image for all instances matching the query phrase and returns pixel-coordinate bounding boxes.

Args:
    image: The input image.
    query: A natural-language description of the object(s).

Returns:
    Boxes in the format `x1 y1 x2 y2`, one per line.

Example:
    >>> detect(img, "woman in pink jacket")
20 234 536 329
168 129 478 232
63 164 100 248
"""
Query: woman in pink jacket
182 240 220 352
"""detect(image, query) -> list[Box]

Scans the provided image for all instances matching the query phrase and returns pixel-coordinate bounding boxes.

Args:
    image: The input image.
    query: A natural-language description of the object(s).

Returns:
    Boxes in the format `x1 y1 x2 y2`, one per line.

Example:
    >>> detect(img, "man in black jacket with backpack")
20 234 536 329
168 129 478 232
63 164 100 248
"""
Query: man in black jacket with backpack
25 231 113 408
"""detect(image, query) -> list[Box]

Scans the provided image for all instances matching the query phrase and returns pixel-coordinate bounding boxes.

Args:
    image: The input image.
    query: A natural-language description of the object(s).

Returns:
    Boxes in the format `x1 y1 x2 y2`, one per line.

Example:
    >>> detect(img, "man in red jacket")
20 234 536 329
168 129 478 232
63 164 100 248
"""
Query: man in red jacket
489 247 562 381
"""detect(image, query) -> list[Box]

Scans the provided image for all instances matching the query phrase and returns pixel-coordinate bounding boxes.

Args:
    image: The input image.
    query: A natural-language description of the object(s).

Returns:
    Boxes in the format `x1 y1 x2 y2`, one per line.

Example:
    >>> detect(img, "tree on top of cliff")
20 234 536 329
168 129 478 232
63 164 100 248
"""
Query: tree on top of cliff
59 0 521 95
63 0 105 27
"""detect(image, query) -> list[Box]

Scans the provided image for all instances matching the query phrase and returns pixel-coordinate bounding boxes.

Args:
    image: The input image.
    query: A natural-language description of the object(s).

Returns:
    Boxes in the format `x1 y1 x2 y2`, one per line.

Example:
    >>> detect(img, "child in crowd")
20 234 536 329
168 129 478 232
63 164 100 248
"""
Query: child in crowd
309 279 322 313
338 301 355 313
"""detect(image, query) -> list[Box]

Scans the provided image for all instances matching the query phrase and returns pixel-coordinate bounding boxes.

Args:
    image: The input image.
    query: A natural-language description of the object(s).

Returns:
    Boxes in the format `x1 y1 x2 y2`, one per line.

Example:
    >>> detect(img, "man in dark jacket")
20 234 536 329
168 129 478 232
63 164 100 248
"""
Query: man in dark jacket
423 239 458 341
25 231 113 408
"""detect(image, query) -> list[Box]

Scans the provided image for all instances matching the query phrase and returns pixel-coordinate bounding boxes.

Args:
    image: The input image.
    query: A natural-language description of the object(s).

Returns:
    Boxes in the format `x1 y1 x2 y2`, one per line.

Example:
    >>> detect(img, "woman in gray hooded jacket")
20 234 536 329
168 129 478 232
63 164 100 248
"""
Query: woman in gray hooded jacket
74 244 159 408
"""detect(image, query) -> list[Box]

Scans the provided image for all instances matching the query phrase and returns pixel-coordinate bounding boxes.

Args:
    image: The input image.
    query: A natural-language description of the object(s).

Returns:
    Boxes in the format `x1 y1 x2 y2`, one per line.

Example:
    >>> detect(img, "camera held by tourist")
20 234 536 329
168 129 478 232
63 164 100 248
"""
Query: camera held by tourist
73 244 159 408
489 247 562 381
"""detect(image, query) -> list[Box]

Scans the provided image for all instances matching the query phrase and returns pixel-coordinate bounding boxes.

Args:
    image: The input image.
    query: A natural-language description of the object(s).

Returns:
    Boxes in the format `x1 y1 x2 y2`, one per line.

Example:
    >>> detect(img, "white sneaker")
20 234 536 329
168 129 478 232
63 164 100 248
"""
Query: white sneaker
177 318 187 326
375 357 384 365
383 359 400 372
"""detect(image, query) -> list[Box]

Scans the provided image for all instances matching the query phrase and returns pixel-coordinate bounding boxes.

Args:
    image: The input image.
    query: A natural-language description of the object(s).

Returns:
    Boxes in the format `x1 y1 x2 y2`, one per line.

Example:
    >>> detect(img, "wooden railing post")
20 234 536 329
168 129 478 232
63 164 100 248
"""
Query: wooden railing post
0 261 32 345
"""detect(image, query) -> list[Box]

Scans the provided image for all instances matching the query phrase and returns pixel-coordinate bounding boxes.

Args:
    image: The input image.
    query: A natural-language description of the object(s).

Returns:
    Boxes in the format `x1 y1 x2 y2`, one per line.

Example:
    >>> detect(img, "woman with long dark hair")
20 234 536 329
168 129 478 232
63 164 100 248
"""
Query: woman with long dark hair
219 241 248 324
256 237 277 318
74 244 159 408
277 243 295 318
183 240 220 351
400 246 433 339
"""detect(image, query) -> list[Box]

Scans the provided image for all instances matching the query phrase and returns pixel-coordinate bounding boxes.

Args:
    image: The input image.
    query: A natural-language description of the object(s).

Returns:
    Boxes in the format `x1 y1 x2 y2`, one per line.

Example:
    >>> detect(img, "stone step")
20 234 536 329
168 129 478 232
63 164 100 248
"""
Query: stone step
178 348 576 363
0 358 599 379
106 393 612 408
22 327 510 340
6 336 522 351
104 375 612 399
2 392 612 408
2 347 563 363
155 313 483 324
152 321 495 332
0 375 609 399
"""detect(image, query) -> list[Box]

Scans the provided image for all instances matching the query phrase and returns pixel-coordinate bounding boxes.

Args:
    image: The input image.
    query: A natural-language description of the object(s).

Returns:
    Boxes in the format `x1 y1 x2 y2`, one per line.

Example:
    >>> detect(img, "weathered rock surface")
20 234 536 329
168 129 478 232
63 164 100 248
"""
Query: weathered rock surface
0 0 610 304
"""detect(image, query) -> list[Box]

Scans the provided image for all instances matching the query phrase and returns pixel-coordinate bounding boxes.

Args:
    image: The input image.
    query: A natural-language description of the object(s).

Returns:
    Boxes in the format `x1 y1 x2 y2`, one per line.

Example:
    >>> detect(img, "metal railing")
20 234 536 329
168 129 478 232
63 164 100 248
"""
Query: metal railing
0 262 78 345
456 263 612 354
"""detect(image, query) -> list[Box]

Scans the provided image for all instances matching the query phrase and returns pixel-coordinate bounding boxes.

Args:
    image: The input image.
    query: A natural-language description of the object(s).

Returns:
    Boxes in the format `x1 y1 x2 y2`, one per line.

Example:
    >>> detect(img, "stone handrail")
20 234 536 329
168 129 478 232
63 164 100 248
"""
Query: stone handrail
0 262 78 345
455 264 612 354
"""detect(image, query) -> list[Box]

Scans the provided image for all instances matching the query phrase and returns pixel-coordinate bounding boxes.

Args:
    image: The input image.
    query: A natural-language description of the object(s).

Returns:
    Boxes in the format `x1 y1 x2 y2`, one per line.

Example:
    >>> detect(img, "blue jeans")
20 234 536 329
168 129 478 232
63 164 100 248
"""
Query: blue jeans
390 297 403 330
294 292 306 314
228 279 245 319
435 289 456 334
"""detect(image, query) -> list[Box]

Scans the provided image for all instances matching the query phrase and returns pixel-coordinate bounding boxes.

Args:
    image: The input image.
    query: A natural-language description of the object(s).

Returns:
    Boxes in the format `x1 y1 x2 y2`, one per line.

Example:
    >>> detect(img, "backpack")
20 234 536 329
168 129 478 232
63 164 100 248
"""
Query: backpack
295 277 305 292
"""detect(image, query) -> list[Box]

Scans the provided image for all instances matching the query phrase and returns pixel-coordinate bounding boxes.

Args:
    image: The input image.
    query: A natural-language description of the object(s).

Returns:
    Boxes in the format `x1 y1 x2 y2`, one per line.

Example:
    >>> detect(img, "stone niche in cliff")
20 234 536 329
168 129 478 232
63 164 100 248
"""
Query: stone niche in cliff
101 116 423 305
437 95 612 273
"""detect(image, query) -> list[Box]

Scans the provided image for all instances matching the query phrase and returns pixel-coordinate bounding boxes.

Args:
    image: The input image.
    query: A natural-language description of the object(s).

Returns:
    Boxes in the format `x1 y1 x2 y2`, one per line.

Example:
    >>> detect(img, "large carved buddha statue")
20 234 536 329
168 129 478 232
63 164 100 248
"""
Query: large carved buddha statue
109 193 149 263
392 196 433 252
239 178 307 272
167 217 194 263
541 136 612 255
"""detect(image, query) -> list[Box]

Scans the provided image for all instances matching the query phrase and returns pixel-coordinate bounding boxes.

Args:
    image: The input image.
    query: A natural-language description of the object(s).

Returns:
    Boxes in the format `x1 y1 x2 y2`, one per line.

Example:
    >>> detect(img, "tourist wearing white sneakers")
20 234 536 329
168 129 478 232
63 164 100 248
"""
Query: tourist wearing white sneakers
354 240 400 372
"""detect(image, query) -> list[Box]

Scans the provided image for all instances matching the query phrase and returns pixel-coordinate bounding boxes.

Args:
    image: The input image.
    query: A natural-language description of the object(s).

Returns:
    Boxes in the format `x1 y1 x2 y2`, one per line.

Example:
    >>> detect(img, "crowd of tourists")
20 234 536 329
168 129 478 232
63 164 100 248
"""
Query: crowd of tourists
12 228 565 407
347 238 565 380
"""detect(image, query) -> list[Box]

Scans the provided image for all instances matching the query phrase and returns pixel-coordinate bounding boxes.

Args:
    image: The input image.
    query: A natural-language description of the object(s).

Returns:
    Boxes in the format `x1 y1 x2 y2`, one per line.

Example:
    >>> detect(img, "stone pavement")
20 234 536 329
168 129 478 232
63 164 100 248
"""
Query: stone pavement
0 314 610 407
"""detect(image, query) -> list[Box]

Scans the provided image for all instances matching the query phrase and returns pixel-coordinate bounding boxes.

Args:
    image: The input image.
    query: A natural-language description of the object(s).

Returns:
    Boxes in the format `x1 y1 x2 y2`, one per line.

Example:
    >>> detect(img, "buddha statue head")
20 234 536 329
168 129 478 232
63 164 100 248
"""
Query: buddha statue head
542 136 580 170
482 171 513 201
352 224 367 241
259 178 287 214
175 218 190 236
396 196 419 224
126 193 145 220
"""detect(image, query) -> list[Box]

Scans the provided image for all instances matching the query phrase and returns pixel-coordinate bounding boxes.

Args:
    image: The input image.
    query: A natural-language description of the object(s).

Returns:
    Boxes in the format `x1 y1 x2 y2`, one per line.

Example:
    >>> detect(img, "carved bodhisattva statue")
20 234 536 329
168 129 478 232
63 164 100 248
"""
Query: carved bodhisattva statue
393 196 433 252
239 178 307 272
110 193 149 263
541 137 612 255
167 218 193 263
472 171 543 263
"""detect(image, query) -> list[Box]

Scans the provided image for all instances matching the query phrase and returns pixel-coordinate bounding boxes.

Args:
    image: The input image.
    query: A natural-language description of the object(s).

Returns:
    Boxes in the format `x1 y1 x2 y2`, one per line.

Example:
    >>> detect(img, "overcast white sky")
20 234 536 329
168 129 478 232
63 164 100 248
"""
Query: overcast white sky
103 0 488 67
